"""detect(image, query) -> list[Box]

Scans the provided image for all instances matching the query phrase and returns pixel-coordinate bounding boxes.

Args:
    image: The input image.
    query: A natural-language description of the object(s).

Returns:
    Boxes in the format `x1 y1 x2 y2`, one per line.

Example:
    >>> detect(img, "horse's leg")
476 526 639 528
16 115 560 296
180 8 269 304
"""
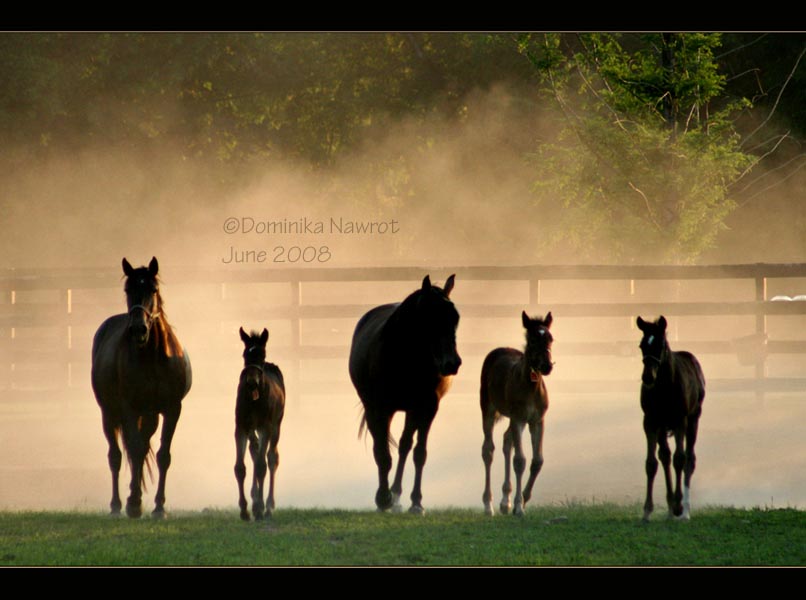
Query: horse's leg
234 428 250 521
390 412 417 513
101 415 123 516
671 428 686 519
121 410 147 519
152 403 181 519
642 423 658 522
522 418 545 507
681 415 700 520
250 429 268 520
510 420 527 517
657 433 675 519
500 424 514 515
481 409 496 516
366 409 394 511
266 421 281 516
408 409 437 515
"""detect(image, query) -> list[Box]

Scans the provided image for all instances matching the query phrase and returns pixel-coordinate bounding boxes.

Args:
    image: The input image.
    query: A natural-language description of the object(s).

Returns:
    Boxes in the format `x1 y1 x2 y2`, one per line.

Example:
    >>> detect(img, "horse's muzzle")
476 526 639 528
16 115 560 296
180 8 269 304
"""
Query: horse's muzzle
441 355 462 376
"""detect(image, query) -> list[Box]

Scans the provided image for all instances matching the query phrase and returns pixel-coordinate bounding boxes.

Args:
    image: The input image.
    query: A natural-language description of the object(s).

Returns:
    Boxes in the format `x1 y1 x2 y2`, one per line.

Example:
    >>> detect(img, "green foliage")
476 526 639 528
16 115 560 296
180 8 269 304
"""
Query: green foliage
0 505 803 566
520 33 755 264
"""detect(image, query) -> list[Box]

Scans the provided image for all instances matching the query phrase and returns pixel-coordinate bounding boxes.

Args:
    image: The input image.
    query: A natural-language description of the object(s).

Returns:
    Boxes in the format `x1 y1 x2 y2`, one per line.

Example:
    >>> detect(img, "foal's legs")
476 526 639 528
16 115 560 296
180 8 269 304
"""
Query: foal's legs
500 424 514 514
643 425 659 522
657 432 676 518
510 421 527 517
250 430 268 520
266 422 281 516
234 428 250 520
522 418 545 506
681 416 700 520
481 410 496 516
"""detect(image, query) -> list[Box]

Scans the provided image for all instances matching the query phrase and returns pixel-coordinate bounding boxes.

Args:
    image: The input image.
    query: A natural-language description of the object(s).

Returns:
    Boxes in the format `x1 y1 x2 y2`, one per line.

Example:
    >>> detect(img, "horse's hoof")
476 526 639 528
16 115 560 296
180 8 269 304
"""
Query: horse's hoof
240 511 251 522
484 503 495 517
408 505 425 516
126 505 142 519
109 510 122 519
514 506 525 518
391 503 403 514
151 509 167 520
500 504 510 515
375 490 394 512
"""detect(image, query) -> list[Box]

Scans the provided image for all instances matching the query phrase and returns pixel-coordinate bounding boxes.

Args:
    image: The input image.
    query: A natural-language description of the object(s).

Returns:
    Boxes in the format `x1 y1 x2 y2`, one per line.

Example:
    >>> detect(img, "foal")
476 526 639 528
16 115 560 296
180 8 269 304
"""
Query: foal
481 311 554 516
637 316 705 521
234 327 285 520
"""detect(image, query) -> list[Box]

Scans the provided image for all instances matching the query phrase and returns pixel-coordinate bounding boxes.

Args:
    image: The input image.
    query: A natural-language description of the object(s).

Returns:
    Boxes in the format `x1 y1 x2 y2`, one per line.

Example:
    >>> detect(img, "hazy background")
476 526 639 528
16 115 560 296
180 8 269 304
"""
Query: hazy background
1 33 806 514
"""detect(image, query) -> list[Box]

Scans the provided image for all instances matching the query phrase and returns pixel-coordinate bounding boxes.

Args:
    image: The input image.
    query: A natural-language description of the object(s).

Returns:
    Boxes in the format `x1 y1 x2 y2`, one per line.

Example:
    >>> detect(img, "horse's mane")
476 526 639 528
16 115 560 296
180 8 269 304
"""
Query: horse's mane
153 292 184 358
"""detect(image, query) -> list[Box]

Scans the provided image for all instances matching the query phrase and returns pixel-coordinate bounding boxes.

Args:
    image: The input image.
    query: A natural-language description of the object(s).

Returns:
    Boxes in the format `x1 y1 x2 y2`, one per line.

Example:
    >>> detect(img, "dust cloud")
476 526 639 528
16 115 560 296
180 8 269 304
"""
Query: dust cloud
1 84 806 515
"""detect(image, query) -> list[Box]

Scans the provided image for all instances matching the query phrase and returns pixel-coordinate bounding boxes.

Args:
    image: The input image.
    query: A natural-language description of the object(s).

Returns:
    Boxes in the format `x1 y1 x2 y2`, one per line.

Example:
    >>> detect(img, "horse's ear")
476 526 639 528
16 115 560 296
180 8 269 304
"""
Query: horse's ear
658 315 667 331
122 258 134 277
522 310 530 329
239 327 250 345
148 257 159 276
443 274 455 297
544 311 553 328
260 328 269 345
636 316 647 331
421 275 432 291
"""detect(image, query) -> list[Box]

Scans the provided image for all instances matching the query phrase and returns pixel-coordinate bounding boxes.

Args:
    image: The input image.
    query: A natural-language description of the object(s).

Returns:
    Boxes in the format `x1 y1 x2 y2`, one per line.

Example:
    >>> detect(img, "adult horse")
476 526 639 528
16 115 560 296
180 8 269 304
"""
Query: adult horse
349 274 461 514
234 327 285 521
480 311 554 517
91 257 192 518
636 315 705 521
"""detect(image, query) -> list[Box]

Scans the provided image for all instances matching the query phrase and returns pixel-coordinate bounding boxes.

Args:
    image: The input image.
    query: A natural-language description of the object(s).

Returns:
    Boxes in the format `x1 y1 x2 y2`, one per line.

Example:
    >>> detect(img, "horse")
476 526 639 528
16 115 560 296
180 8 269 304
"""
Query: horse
636 315 705 521
234 327 285 521
91 257 192 518
349 274 461 515
480 311 554 517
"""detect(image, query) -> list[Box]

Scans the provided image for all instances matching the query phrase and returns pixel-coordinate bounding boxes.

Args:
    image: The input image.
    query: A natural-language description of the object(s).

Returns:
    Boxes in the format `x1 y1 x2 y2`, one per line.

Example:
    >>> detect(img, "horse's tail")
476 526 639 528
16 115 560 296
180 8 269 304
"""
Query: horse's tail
356 408 398 449
118 422 156 491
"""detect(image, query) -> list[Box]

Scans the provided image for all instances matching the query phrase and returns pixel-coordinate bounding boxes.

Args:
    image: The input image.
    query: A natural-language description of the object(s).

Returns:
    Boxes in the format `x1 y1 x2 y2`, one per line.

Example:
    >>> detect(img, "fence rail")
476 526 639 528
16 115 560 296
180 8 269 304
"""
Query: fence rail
2 263 806 399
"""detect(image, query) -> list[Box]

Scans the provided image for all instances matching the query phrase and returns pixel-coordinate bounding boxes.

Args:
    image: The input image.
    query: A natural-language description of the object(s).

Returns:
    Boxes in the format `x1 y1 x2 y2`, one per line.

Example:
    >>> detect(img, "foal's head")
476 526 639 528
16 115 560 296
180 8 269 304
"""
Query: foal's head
122 257 161 348
522 311 554 378
636 315 669 387
239 327 269 395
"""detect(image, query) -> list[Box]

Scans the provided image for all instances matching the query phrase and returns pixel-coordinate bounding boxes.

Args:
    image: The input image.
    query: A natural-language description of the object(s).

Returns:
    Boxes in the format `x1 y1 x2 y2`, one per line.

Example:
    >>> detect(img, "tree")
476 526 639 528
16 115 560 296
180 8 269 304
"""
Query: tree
519 33 755 264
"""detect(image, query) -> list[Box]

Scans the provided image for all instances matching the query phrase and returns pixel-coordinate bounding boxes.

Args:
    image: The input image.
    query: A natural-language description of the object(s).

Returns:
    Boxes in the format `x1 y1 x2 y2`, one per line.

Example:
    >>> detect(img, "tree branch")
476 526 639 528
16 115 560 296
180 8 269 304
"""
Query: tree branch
742 45 806 148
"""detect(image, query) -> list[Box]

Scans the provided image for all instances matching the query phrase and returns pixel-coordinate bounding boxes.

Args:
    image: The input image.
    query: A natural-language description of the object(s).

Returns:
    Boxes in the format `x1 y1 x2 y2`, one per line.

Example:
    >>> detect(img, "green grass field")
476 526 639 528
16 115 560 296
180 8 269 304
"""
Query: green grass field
1 503 803 566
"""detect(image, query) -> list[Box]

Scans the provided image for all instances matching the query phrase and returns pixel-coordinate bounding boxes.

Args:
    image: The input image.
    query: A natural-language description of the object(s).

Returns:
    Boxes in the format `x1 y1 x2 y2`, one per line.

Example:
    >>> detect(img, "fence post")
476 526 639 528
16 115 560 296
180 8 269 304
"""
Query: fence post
529 279 541 307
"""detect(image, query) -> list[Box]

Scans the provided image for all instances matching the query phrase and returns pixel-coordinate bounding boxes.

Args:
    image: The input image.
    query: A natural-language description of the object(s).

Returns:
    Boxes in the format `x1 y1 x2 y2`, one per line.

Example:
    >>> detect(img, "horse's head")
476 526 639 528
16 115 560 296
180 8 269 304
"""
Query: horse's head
122 257 161 348
522 310 554 378
412 274 462 376
240 327 268 396
637 315 668 387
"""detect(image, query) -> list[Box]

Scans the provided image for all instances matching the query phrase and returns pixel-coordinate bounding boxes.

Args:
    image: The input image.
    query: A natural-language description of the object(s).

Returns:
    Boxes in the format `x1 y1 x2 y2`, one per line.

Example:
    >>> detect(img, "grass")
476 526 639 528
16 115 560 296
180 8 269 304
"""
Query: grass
0 502 804 566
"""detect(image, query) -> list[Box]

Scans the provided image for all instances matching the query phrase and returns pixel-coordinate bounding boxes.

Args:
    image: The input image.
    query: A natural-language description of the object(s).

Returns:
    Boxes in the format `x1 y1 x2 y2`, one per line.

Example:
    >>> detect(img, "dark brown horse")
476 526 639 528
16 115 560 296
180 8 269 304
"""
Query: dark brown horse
636 315 705 521
91 257 192 518
480 311 554 516
234 327 285 521
349 275 461 514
